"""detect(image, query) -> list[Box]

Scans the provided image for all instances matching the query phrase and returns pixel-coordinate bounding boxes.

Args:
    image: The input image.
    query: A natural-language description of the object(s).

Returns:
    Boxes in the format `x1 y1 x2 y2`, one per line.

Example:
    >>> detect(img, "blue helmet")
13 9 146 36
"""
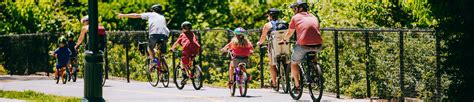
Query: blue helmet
233 27 247 35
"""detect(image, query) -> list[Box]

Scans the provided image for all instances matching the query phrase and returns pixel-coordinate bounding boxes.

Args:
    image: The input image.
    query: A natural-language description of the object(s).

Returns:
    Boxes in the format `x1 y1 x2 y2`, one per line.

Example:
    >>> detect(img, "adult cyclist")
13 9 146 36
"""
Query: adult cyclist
279 1 323 93
118 4 170 68
256 8 289 88
75 15 107 51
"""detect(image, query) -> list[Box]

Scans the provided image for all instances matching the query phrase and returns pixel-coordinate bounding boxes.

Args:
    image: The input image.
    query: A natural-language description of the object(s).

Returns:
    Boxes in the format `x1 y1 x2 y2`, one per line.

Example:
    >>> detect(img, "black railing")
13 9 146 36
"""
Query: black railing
0 28 440 100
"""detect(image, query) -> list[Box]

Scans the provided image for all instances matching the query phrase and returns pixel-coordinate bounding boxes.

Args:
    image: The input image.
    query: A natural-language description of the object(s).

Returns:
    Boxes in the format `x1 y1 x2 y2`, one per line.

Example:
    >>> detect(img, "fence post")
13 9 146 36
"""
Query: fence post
259 43 265 88
171 32 176 73
399 31 405 101
365 31 371 98
125 32 130 83
435 30 441 101
334 30 340 98
198 30 203 73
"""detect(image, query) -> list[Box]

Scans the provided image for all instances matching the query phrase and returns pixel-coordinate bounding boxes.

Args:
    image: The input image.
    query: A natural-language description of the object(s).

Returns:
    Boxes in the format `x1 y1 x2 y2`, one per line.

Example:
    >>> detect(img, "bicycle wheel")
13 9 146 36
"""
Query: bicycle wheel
191 65 203 90
55 70 60 84
102 65 107 87
308 64 324 101
272 65 280 92
230 75 236 96
280 60 290 93
240 72 248 97
289 66 303 100
160 58 170 88
173 65 185 90
62 68 68 84
72 64 78 82
143 58 160 87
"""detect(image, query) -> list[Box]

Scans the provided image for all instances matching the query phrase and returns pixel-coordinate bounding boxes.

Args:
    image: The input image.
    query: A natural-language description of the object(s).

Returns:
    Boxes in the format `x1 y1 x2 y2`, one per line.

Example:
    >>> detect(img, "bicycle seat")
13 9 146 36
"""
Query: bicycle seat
238 63 247 67
306 51 318 57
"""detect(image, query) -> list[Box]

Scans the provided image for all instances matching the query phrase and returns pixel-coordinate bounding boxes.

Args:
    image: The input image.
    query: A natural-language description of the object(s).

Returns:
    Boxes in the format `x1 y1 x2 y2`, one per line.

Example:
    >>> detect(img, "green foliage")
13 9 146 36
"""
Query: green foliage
0 90 81 102
0 0 448 100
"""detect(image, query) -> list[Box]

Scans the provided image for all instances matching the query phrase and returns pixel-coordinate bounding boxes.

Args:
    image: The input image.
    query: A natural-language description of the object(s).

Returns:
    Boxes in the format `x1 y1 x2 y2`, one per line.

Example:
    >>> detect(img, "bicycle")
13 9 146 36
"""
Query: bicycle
68 57 78 82
172 50 203 90
138 41 170 87
281 43 323 101
56 65 70 84
226 50 249 97
265 30 292 93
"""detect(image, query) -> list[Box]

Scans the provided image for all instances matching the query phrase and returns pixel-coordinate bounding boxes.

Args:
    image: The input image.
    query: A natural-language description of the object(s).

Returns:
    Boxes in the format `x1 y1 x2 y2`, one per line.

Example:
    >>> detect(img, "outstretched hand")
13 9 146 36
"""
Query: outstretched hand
117 14 124 19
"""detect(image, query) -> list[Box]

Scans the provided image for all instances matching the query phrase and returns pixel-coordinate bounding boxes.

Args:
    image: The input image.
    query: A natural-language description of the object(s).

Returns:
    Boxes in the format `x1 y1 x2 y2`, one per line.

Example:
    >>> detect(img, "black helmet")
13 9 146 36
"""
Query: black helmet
181 21 192 29
58 36 67 44
267 8 280 15
66 32 74 39
151 4 162 14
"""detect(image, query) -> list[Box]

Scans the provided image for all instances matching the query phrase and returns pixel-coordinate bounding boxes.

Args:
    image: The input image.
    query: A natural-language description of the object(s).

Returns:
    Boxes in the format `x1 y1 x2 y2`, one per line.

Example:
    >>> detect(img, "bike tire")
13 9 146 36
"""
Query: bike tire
308 64 324 102
281 60 291 93
56 71 60 84
102 66 107 87
161 59 170 88
144 58 159 87
174 65 185 90
62 69 68 84
289 67 303 100
273 65 280 92
191 65 203 90
241 73 248 97
230 75 236 96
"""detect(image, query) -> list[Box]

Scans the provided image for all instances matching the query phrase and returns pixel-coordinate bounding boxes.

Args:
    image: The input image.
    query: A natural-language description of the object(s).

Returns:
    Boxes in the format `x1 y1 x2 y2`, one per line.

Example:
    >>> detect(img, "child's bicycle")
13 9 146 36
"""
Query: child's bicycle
138 41 170 87
55 65 70 84
68 57 78 82
172 51 203 90
226 50 249 97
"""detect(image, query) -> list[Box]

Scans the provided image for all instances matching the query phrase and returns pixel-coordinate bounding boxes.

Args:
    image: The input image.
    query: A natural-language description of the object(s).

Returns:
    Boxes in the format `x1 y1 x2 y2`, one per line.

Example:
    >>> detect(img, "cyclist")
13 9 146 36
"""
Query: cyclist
66 32 78 76
170 21 201 83
75 15 107 51
53 36 72 80
280 1 323 93
118 4 170 69
220 27 254 88
256 8 289 88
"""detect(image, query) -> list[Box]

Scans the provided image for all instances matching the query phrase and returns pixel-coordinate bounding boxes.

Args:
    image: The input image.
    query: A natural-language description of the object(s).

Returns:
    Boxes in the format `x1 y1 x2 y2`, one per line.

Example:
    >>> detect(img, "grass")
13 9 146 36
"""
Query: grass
0 90 81 102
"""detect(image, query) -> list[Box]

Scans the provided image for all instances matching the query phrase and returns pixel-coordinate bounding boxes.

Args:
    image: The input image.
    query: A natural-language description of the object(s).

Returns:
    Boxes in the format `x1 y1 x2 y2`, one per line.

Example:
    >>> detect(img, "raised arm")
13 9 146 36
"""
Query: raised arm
75 26 87 49
257 23 271 45
220 42 232 52
118 13 142 19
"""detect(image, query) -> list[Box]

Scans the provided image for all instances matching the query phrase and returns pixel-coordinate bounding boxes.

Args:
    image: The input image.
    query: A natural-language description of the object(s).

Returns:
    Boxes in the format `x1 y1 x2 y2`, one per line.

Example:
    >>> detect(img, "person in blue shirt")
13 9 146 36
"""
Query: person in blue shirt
53 36 72 80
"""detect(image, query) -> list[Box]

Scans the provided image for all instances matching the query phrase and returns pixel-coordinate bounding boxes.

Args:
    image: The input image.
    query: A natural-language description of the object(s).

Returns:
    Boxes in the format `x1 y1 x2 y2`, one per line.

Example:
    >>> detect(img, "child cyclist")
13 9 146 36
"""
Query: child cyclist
170 21 201 83
52 36 72 80
66 32 78 81
220 27 254 87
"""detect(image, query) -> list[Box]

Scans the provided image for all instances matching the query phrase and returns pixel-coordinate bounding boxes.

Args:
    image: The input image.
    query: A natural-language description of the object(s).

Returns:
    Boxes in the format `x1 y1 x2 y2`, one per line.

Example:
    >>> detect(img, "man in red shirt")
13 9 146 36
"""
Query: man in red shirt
280 1 323 92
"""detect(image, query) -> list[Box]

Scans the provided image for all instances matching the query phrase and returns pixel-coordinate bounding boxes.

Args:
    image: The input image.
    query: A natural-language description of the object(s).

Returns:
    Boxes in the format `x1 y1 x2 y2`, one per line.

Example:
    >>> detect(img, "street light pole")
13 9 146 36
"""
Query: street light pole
82 0 105 101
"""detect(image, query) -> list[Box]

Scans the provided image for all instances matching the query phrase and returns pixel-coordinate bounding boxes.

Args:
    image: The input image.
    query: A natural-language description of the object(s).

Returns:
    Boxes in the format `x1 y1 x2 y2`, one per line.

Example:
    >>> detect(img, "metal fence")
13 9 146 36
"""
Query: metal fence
0 28 441 100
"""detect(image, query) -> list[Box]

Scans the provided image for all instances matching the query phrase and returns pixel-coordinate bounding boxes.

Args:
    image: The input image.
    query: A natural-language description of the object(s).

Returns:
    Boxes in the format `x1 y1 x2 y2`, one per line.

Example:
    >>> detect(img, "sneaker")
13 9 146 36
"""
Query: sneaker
292 86 301 94
181 78 188 86
227 81 234 89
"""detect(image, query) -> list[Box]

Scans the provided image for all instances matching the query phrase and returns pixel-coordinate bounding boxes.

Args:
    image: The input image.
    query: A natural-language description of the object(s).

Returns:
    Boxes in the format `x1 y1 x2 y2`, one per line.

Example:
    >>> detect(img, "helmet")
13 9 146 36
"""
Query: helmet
233 27 247 35
267 8 280 15
181 21 192 29
151 4 162 13
58 36 67 44
290 1 308 9
81 15 89 23
66 32 74 39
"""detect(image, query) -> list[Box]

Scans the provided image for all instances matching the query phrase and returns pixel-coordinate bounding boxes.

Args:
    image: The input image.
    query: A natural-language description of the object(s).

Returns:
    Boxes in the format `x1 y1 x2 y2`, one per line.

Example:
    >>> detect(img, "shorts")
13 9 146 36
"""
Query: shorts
149 34 168 54
181 51 198 67
56 64 67 69
291 44 323 63
232 56 249 68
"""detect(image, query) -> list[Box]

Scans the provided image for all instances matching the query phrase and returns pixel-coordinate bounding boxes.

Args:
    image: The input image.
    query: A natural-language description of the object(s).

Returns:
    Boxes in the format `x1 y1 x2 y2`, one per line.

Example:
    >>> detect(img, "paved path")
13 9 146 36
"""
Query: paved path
0 76 369 102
